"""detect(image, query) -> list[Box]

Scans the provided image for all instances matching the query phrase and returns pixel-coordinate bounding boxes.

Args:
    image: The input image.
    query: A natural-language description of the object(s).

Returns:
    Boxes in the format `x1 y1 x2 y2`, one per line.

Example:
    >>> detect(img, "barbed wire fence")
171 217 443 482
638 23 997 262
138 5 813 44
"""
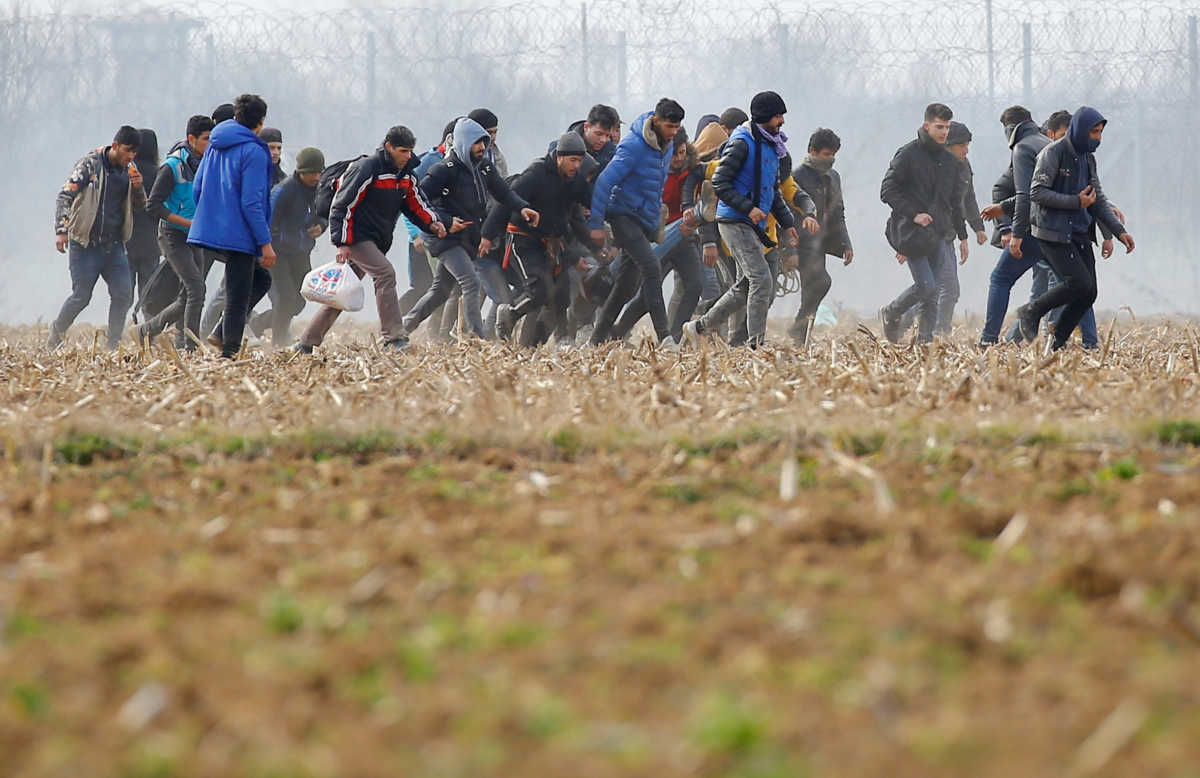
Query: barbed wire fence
2 0 1198 323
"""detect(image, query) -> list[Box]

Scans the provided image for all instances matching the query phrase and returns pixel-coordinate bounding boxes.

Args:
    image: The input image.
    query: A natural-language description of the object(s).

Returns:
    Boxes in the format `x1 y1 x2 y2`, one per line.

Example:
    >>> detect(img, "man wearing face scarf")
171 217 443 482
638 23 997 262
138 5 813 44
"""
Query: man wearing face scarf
1015 106 1134 352
400 117 537 342
788 127 853 345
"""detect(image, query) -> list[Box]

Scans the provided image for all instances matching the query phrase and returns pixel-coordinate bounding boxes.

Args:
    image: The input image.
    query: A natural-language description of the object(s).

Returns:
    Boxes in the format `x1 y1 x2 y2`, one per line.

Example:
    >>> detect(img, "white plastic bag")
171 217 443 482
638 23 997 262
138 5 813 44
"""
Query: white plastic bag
301 260 365 312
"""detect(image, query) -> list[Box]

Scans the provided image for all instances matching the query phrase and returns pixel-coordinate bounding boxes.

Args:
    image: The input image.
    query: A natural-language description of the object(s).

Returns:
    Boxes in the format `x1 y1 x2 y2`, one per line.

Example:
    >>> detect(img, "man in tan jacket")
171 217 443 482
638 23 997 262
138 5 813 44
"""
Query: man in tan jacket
49 125 145 349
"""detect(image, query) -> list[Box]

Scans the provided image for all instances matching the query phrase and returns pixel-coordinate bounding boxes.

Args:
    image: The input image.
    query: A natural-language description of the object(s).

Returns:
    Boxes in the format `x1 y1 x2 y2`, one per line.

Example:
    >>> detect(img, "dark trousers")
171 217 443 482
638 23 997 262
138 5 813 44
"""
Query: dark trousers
143 225 212 349
126 247 160 306
790 247 833 342
1028 236 1097 350
613 237 703 342
591 213 670 344
507 236 568 345
399 240 434 316
251 249 311 347
212 250 271 358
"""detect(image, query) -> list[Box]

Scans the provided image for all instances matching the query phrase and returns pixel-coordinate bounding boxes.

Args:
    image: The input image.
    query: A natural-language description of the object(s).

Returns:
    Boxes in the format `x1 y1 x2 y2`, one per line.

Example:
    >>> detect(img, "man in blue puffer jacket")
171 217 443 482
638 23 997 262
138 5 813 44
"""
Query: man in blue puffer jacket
683 91 806 349
588 98 685 347
188 93 277 359
1015 106 1134 352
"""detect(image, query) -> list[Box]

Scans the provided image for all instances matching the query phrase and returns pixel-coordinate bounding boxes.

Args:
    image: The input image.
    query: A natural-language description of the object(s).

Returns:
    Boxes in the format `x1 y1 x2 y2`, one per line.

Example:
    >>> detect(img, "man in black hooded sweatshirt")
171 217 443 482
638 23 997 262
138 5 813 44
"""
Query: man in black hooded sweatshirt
127 128 162 304
1015 106 1134 351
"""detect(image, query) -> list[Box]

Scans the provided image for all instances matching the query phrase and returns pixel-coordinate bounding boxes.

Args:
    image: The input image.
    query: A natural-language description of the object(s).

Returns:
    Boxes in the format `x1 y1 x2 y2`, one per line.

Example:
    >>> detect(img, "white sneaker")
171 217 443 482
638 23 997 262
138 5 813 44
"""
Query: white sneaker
682 320 704 348
659 335 680 352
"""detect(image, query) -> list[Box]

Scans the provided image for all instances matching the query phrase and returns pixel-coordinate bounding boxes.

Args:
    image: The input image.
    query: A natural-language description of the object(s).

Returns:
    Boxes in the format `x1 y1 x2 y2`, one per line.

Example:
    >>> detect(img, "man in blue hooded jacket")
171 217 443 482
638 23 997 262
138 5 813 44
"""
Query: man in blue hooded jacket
683 91 807 349
188 93 277 359
588 98 685 346
1015 106 1134 352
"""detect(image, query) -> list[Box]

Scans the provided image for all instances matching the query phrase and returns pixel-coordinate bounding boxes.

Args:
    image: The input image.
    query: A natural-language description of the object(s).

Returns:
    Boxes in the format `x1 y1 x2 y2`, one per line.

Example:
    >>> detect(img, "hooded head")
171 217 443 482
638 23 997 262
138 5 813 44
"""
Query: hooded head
1068 106 1106 154
207 117 268 152
695 114 720 137
136 128 159 165
452 117 490 166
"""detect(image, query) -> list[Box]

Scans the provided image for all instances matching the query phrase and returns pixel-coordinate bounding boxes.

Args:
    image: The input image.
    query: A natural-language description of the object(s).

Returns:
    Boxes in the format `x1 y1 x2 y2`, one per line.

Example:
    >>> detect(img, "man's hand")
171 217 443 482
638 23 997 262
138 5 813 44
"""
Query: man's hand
1009 236 1023 259
843 249 854 267
748 207 767 224
702 244 719 267
975 230 987 245
260 243 277 269
680 221 697 237
896 253 907 265
412 236 425 252
683 210 698 228
520 208 540 228
590 228 607 247
1000 233 1012 249
913 213 933 227
785 227 800 247
1112 206 1126 224
335 245 352 264
478 237 493 257
1101 238 1114 259
55 233 69 254
801 216 820 235
449 217 472 234
1079 185 1097 208
128 165 142 190
958 240 969 265
307 224 325 238
1119 233 1135 253
980 203 1005 222
429 222 447 239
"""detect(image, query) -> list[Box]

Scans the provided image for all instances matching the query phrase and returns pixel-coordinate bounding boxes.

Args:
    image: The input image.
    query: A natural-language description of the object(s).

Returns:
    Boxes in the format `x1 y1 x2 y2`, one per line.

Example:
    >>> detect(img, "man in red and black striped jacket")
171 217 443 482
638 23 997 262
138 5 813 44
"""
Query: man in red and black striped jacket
298 125 446 353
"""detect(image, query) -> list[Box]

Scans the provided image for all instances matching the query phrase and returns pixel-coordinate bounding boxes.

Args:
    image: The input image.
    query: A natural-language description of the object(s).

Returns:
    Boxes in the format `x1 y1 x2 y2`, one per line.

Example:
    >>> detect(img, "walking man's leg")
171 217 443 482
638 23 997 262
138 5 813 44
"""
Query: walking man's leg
99 243 134 349
49 241 105 348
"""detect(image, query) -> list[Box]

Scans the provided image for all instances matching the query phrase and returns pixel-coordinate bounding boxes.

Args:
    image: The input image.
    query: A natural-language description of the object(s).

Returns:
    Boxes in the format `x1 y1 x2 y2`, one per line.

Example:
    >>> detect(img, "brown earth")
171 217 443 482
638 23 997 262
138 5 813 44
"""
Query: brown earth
2 320 1200 777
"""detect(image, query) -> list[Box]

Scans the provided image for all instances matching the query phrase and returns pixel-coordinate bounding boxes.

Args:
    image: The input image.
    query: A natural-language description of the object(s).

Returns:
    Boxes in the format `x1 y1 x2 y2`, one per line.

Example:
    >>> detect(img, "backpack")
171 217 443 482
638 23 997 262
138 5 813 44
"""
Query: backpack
313 155 367 223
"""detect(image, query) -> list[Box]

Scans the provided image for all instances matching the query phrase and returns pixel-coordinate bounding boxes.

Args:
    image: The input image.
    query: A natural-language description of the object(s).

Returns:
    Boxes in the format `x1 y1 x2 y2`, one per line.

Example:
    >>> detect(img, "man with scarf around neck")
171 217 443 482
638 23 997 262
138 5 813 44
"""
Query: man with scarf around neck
295 126 446 353
787 127 853 345
878 103 969 345
399 117 537 343
682 91 812 350
1014 106 1134 352
588 98 687 347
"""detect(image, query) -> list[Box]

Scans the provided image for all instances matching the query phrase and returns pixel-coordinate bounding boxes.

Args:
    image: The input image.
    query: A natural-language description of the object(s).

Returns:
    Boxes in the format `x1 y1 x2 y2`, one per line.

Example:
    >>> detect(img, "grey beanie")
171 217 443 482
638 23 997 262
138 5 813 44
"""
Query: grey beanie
556 131 587 157
295 147 325 174
947 121 972 145
260 127 282 144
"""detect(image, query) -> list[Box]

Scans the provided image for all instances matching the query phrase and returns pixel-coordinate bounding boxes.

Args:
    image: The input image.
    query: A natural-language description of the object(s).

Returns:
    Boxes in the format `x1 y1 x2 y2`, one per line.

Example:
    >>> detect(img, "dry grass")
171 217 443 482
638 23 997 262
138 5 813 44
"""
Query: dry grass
2 318 1200 777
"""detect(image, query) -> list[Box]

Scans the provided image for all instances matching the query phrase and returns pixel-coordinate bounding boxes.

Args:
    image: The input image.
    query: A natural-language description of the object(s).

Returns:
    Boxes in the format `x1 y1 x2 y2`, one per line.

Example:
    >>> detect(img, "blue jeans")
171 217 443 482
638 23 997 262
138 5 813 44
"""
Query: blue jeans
983 238 1044 344
653 217 688 261
886 239 955 343
53 240 133 348
476 255 512 339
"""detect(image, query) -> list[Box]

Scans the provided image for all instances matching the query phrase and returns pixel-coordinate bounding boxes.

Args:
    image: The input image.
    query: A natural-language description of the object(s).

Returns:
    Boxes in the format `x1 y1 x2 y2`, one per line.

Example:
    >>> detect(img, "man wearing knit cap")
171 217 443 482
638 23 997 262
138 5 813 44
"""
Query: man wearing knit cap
683 91 810 350
249 146 326 347
468 108 507 178
260 127 286 186
212 103 235 125
878 103 969 345
484 131 592 345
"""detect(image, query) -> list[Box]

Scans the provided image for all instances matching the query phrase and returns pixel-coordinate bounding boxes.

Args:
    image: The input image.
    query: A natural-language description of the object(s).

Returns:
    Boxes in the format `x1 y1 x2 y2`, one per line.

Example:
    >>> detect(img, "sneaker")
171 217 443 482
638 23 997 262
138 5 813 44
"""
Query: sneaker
292 342 314 355
125 323 147 345
682 320 706 348
494 303 516 341
45 325 64 350
1015 304 1040 344
382 338 409 352
207 333 222 350
655 203 669 244
659 335 680 352
699 180 718 223
788 317 810 346
878 305 902 344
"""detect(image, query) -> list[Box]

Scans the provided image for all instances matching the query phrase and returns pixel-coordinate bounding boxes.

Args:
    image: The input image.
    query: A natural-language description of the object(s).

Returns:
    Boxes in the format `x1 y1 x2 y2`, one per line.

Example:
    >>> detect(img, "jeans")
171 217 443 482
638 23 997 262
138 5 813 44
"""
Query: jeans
142 225 212 349
590 213 671 344
399 240 434 316
615 229 703 342
477 254 513 339
212 250 271 358
1028 236 1098 351
983 237 1044 345
404 244 486 339
699 222 775 347
884 239 954 343
52 240 133 349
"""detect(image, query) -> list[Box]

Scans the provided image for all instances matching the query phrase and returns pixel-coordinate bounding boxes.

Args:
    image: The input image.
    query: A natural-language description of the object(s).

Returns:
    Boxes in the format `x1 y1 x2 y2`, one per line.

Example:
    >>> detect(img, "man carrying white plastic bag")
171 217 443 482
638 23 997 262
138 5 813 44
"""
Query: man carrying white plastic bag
295 126 445 353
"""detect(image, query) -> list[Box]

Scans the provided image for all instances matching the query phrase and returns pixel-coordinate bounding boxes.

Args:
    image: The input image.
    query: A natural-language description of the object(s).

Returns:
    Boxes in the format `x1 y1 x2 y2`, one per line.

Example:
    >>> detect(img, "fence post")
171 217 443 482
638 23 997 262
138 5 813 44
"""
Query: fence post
366 31 376 132
985 0 995 111
1190 15 1198 106
617 31 627 108
581 4 589 102
1022 23 1032 107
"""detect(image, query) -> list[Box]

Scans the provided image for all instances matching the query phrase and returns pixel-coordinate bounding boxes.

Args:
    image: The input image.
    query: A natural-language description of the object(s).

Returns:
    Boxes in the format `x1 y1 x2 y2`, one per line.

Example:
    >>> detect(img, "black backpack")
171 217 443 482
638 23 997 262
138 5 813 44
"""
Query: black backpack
313 155 367 223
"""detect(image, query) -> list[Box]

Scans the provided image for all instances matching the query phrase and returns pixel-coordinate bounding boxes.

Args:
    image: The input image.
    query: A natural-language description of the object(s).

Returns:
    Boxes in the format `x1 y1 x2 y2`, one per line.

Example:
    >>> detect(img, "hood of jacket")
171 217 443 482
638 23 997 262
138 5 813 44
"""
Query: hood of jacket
636 112 667 152
137 129 159 165
695 121 729 160
209 119 269 153
1007 119 1042 149
451 118 490 167
1068 106 1106 154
